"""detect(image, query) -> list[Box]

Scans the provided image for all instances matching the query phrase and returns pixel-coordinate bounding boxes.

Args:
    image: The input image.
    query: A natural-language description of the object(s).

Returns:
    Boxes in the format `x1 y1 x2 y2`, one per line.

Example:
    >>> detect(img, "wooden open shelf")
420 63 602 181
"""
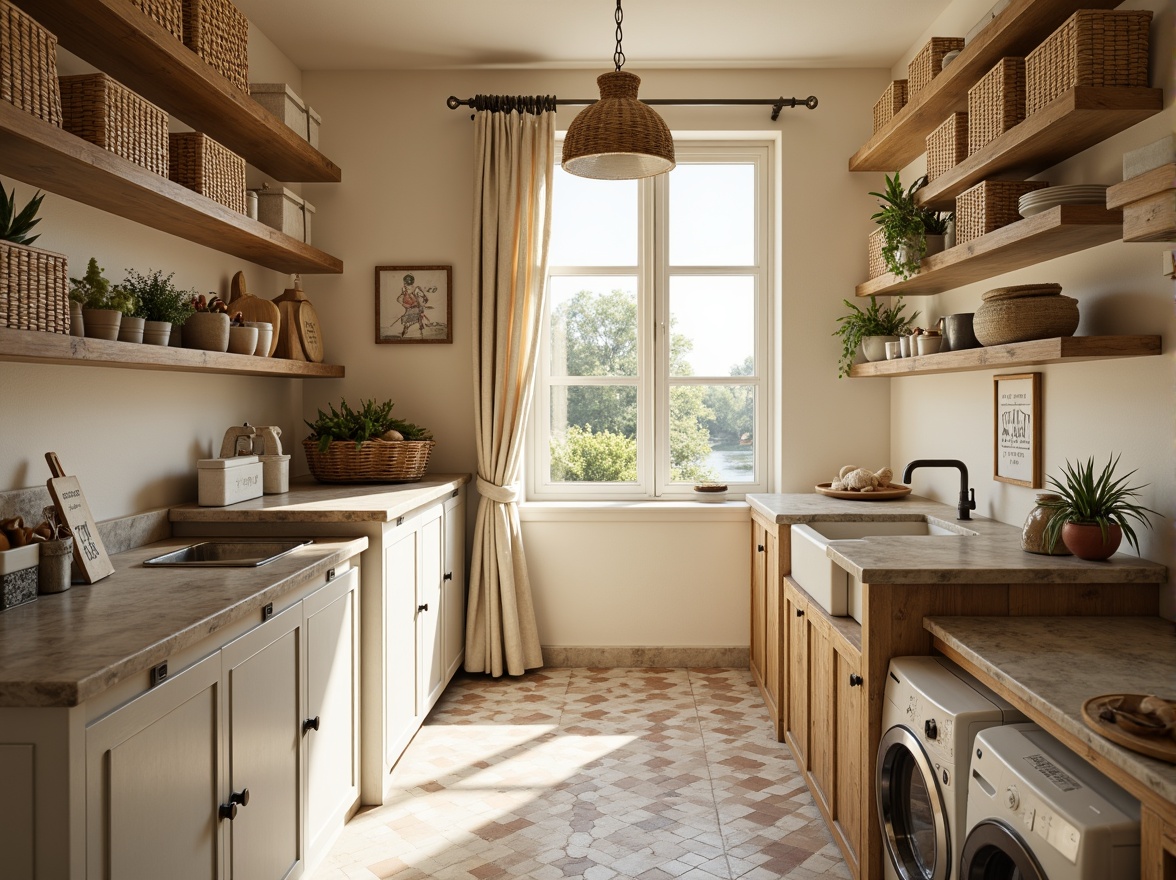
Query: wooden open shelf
0 327 345 378
0 102 343 275
855 205 1122 298
12 0 341 184
918 87 1164 209
849 335 1161 377
849 0 1120 173
1107 163 1176 242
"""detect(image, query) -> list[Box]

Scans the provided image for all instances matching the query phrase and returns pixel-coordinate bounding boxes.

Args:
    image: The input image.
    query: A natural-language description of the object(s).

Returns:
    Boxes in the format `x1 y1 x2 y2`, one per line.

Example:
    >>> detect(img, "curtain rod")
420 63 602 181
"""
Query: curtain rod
445 94 818 121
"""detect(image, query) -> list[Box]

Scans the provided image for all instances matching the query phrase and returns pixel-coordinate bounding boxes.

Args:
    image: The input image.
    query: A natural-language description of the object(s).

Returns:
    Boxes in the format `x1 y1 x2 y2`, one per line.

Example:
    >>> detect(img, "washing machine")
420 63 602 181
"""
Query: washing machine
877 655 1025 880
960 723 1140 879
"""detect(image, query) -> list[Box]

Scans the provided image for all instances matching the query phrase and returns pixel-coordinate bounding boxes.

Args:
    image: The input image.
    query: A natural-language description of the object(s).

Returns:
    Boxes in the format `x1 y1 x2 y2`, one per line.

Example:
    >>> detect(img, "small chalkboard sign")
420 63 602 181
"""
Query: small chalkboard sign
45 452 114 584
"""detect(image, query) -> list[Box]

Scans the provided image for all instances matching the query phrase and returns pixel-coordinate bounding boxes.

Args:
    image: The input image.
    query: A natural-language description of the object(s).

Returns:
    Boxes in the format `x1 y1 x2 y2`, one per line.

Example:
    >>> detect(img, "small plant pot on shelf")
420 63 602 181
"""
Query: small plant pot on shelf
246 321 273 356
82 307 122 341
69 301 84 337
227 324 258 355
182 311 230 352
117 315 145 343
860 335 898 362
142 319 172 346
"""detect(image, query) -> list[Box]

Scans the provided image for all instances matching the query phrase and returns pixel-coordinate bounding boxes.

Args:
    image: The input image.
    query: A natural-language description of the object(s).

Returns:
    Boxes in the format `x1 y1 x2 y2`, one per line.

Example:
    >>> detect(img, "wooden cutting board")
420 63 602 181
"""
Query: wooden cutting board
273 300 307 360
228 271 281 356
45 452 114 584
296 300 324 362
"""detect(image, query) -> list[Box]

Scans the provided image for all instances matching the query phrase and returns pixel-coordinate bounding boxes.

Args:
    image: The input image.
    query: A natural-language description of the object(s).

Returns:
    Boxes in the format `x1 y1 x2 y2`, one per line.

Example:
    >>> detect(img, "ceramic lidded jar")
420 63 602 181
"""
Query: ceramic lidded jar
1020 493 1072 555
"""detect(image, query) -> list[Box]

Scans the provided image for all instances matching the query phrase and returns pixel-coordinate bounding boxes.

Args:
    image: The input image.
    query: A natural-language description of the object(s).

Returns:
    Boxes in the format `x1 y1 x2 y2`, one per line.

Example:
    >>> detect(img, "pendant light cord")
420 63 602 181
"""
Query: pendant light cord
613 0 625 71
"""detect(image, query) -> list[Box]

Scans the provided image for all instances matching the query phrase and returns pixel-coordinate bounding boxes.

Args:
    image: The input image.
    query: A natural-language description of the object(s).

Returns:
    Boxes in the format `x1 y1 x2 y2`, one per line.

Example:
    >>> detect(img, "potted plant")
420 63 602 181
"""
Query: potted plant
120 268 196 346
304 398 434 483
869 172 953 280
2 180 70 336
182 293 231 352
69 258 136 342
1038 454 1158 561
833 295 919 377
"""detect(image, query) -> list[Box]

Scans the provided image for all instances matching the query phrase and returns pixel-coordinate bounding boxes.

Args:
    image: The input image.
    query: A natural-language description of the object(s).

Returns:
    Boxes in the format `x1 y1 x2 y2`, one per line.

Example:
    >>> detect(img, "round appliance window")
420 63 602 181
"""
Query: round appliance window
877 726 949 880
960 819 1046 880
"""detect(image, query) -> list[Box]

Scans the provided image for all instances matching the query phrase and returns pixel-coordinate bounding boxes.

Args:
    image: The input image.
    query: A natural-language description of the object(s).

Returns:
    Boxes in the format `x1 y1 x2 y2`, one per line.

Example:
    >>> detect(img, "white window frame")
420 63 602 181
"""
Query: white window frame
528 138 775 501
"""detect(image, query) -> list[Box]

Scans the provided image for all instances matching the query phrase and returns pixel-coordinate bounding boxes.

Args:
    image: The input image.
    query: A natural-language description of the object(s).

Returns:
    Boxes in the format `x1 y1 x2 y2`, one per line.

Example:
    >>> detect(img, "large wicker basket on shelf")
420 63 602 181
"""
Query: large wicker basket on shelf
0 240 69 334
59 73 169 177
169 131 245 213
303 438 435 483
131 0 183 40
182 0 248 91
968 58 1025 156
955 179 1048 245
907 37 965 100
872 80 907 134
926 112 968 181
0 0 62 126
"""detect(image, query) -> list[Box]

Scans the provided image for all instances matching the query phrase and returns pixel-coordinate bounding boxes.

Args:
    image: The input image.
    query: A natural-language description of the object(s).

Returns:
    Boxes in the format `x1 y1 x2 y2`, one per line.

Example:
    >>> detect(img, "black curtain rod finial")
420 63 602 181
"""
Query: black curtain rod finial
447 94 819 120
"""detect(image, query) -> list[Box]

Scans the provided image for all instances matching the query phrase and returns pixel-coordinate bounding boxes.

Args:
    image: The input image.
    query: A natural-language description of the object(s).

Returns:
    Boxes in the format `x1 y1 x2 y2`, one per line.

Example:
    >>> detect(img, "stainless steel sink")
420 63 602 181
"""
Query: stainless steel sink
143 539 313 567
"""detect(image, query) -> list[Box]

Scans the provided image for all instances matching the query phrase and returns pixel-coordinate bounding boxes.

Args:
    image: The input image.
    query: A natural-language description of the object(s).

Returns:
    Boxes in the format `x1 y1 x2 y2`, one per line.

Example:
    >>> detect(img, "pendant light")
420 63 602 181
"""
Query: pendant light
561 0 675 180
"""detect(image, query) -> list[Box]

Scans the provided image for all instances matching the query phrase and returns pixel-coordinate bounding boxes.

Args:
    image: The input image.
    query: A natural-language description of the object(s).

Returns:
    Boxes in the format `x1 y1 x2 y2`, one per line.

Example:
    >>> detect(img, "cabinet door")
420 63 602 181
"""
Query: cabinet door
808 619 834 815
786 584 809 768
442 491 466 681
834 646 863 869
385 520 420 764
417 505 445 711
304 568 360 862
750 519 767 690
222 604 303 880
763 527 781 726
86 652 223 880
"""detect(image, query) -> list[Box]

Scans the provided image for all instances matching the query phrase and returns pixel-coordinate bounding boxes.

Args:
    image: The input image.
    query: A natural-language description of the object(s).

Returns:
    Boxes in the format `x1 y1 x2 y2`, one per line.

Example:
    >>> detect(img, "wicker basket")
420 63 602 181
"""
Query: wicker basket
974 294 1079 346
59 74 168 177
182 0 248 91
968 58 1025 156
872 80 907 134
1025 10 1153 118
955 179 1049 245
867 227 886 279
0 240 69 334
303 438 436 483
926 112 968 181
131 0 182 40
0 0 62 126
907 37 965 100
169 131 245 213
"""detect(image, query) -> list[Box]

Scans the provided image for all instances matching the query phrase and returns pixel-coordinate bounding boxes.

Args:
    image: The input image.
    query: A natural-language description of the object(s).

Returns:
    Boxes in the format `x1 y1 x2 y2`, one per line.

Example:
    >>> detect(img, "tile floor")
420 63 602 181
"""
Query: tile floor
309 668 851 880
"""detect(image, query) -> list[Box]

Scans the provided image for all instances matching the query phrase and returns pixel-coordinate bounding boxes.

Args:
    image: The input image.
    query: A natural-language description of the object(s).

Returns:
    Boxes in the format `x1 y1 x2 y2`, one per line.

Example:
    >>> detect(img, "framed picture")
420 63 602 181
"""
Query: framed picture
375 265 452 344
993 372 1041 487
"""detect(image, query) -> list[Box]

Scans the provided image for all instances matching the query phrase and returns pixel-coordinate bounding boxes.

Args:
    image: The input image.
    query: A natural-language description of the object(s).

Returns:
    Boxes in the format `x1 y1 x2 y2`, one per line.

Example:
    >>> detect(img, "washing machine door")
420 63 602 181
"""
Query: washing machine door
877 725 950 880
959 819 1047 880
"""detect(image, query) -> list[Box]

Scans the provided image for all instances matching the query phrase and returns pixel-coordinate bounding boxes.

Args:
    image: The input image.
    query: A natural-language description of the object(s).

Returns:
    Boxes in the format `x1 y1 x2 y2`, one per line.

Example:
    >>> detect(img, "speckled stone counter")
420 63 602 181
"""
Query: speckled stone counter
169 474 471 524
747 493 1167 584
926 615 1176 807
0 536 367 708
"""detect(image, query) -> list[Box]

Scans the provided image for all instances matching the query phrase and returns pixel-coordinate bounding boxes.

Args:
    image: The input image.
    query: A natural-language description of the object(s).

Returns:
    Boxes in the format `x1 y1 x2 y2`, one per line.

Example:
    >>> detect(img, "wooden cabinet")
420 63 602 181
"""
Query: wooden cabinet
785 582 809 767
1142 806 1176 880
750 511 786 741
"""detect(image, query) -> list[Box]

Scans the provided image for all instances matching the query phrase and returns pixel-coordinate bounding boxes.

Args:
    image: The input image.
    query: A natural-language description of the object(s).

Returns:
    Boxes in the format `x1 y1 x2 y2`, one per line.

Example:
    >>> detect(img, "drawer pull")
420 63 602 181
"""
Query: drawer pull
444 572 453 581
757 544 765 552
417 603 429 613
219 788 250 820
303 716 321 733
849 674 863 687
796 609 804 617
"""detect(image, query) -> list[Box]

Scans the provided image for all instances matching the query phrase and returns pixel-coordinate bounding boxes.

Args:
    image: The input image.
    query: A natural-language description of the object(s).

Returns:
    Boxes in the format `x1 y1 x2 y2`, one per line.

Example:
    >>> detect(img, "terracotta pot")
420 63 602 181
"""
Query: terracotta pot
1061 522 1122 561
82 307 122 341
1020 494 1071 555
182 311 230 352
117 315 145 343
142 320 172 346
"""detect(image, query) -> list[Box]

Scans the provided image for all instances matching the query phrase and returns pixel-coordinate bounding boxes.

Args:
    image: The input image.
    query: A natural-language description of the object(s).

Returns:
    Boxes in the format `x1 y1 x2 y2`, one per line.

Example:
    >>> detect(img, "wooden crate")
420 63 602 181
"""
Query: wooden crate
907 37 965 100
872 80 907 134
59 73 169 177
926 112 968 181
1025 9 1153 117
0 0 62 126
955 179 1048 245
968 58 1025 156
169 131 245 214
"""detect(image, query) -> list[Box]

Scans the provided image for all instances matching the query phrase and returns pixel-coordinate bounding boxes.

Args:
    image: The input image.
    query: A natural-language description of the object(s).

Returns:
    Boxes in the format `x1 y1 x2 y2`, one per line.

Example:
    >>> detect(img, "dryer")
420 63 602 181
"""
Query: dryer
961 723 1140 879
877 655 1024 880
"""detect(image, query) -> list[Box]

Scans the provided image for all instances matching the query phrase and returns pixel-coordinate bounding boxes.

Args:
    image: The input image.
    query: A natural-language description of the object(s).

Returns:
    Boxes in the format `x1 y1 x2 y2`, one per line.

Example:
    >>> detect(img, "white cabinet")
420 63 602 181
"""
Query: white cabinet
442 490 466 681
384 517 421 766
417 504 445 711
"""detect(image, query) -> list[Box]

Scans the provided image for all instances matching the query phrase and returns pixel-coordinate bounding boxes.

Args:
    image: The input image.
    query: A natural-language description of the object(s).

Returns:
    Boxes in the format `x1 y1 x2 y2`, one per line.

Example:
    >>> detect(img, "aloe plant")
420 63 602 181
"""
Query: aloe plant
1038 454 1159 553
0 180 45 246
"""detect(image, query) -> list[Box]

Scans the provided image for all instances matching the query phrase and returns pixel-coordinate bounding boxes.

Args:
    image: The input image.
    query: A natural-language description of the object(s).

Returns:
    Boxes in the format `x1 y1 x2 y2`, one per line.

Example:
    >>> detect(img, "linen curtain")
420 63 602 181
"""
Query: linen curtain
465 95 555 676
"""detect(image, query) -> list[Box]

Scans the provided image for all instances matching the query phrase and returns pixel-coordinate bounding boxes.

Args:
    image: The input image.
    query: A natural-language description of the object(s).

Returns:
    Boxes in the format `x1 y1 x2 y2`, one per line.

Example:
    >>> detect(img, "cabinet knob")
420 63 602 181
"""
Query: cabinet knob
303 715 321 733
219 788 249 820
757 544 765 552
417 603 429 613
444 572 453 581
848 674 863 687
796 609 804 617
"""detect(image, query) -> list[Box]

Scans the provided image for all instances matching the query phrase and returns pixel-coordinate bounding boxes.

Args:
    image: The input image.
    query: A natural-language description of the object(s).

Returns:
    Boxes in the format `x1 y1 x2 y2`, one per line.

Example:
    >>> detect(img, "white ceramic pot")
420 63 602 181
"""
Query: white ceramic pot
182 312 230 352
227 324 259 355
82 307 122 341
142 320 172 346
117 315 145 344
861 335 898 362
246 321 273 357
917 334 944 355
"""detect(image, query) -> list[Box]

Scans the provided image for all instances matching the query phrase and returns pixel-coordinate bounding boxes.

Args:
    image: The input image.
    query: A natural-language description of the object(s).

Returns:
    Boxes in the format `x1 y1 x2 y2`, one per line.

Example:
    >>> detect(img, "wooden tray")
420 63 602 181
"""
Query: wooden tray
1081 694 1176 764
815 482 912 501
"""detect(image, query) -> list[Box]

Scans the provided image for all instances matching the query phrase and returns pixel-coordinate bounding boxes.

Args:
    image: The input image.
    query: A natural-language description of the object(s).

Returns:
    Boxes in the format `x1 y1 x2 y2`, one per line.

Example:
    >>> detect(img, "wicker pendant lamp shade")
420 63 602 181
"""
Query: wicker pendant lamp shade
561 70 675 179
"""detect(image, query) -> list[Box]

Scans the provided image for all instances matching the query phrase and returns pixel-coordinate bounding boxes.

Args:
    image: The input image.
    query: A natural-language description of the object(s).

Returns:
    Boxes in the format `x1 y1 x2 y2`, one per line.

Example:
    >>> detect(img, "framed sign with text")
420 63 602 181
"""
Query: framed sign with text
993 372 1041 487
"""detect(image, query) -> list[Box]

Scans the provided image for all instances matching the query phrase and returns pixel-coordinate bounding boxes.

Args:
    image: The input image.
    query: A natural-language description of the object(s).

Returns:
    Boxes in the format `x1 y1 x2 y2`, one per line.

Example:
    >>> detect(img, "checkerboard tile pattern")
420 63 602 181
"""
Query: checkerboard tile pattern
309 668 850 880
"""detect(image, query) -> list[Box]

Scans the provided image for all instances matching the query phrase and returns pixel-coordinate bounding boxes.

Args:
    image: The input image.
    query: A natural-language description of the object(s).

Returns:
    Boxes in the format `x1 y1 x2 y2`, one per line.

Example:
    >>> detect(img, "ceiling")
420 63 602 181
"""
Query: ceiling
234 0 953 72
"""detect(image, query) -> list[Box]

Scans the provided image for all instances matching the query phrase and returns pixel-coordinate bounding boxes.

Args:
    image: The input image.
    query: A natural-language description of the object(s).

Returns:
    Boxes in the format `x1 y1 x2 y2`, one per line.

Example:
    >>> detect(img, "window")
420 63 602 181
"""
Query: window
529 140 773 500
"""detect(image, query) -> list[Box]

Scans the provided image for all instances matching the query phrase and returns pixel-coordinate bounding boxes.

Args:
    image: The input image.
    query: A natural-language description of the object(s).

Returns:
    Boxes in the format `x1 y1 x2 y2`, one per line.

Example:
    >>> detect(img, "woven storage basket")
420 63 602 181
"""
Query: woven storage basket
956 179 1048 245
0 241 69 334
872 80 907 134
926 112 968 181
907 37 965 100
182 0 248 91
0 0 62 126
131 0 183 40
974 294 1079 346
59 74 168 177
968 58 1025 156
303 439 435 483
169 131 245 213
1025 10 1153 117
867 227 886 279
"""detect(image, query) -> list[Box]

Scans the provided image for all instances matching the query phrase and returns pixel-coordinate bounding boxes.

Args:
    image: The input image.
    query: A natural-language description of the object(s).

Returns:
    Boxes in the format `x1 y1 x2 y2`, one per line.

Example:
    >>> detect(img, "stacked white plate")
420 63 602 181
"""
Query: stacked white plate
1018 185 1109 218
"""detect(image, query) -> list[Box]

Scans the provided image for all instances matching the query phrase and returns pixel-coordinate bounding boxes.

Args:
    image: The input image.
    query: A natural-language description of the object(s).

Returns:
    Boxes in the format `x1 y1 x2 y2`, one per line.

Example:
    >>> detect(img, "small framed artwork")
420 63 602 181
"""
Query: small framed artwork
993 372 1042 487
375 265 452 344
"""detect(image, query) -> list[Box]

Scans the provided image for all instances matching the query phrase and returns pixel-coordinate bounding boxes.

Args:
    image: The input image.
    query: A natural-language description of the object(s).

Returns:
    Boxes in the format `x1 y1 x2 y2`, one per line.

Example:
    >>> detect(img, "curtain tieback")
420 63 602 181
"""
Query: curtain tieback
476 476 520 504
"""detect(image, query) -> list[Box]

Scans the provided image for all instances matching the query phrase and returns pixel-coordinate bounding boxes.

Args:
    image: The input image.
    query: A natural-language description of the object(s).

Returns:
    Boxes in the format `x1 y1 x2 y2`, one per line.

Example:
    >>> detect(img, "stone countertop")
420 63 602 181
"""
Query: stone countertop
169 474 471 524
0 536 367 708
747 493 1167 585
925 615 1176 807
